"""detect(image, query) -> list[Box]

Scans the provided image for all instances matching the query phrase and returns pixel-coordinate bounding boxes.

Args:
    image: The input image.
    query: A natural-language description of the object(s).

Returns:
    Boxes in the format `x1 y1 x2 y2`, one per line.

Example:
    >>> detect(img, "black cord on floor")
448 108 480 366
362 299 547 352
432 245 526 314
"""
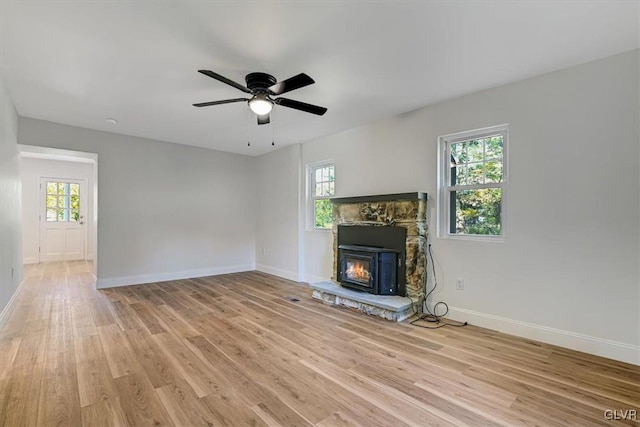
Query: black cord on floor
410 243 467 330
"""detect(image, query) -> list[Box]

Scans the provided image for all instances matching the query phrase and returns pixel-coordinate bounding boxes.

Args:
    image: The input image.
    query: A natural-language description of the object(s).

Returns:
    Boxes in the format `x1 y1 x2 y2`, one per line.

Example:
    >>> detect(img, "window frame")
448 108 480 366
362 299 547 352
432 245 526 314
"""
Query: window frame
307 160 335 231
437 124 509 242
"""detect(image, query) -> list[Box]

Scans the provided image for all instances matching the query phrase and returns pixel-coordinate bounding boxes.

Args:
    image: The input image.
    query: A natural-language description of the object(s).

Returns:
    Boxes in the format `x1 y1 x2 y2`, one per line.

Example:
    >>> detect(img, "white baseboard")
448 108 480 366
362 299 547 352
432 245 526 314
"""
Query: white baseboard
23 256 38 265
96 264 255 289
256 264 299 282
303 273 330 285
0 279 26 332
444 306 640 366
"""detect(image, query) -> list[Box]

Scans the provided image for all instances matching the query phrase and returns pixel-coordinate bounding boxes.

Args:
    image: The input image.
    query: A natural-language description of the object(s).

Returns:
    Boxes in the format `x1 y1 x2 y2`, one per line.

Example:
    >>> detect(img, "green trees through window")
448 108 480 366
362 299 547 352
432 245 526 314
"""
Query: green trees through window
453 188 502 235
314 199 333 228
46 181 80 222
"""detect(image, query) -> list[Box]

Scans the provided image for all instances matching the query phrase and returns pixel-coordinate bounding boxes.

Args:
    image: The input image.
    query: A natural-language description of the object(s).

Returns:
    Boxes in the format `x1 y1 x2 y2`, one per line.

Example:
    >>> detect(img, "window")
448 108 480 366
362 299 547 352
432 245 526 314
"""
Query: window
309 162 335 229
46 181 80 222
438 125 508 240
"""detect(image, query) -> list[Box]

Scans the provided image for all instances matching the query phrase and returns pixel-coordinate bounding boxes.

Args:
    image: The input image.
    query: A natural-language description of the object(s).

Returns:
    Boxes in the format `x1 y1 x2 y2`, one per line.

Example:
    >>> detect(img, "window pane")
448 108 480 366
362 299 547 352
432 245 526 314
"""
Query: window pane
485 160 503 183
70 183 79 196
466 162 483 184
452 188 502 235
47 182 58 194
328 166 335 181
58 196 68 209
315 183 323 197
47 209 57 221
328 181 335 196
58 209 68 222
450 152 460 185
58 183 66 195
450 142 466 164
314 199 332 228
453 163 483 185
322 167 328 182
71 195 80 210
46 195 57 208
315 168 322 183
485 135 503 160
451 164 465 186
466 139 484 162
71 209 80 222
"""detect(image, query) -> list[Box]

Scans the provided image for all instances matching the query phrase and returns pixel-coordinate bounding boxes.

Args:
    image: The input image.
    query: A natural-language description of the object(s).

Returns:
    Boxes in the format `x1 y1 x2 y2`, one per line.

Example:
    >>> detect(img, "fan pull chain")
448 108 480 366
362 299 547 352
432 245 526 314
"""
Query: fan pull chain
246 107 251 147
271 109 275 146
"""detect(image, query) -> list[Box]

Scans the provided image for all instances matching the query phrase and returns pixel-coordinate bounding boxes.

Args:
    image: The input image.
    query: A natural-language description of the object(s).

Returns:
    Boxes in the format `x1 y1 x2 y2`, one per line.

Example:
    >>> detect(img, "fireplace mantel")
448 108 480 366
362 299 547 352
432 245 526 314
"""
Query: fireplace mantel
331 192 427 204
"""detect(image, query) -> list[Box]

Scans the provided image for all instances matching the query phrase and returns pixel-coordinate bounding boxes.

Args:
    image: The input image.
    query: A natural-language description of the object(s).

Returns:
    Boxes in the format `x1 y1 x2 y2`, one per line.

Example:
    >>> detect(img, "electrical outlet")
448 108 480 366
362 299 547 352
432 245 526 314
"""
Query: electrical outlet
456 278 464 290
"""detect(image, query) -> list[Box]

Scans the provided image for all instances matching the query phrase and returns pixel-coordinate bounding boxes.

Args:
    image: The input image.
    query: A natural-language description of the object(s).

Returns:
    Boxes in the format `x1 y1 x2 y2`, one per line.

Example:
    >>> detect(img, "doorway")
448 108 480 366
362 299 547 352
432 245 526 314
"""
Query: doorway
19 145 98 275
39 178 87 262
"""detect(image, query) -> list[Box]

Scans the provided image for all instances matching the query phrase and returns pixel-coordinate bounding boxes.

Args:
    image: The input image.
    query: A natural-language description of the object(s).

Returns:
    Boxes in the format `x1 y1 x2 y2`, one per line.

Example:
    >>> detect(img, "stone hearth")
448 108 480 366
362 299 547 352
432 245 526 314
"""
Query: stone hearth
311 193 428 320
311 281 413 321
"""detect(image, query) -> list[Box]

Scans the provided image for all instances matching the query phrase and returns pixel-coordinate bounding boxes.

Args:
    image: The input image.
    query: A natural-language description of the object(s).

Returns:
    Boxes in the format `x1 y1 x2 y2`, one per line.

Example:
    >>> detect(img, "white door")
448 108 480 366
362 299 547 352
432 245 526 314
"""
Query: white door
40 178 86 262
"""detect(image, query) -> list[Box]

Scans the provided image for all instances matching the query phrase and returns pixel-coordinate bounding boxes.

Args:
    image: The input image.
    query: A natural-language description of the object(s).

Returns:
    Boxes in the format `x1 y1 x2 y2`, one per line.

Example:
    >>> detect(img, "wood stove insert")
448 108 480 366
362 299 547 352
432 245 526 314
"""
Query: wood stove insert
338 244 400 295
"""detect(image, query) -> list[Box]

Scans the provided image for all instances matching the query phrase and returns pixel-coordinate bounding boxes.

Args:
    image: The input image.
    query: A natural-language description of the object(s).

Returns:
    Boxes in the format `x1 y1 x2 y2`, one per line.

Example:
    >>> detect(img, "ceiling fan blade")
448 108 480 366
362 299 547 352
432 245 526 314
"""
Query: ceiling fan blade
198 70 252 94
257 114 270 125
269 73 315 95
275 98 327 116
192 98 248 107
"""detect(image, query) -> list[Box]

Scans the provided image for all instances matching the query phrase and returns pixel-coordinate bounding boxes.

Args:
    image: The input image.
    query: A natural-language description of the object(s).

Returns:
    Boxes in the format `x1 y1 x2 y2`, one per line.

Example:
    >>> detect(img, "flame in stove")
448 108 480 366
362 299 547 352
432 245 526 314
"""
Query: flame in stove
346 260 370 281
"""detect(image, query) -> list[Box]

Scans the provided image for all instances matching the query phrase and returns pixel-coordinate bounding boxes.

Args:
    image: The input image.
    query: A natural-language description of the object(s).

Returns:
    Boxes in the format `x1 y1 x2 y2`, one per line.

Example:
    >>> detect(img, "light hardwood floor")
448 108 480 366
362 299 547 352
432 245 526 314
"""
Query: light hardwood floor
0 261 638 426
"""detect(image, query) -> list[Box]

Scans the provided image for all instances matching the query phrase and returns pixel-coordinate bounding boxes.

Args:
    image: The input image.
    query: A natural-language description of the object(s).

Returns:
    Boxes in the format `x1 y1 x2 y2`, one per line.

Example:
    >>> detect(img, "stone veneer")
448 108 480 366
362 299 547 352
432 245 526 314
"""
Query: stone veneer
331 193 428 307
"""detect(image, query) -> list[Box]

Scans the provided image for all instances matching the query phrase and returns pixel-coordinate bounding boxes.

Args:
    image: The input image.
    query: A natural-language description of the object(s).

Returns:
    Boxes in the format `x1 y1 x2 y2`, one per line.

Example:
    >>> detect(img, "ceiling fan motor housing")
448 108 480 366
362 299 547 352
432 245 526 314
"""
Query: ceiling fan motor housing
245 72 277 93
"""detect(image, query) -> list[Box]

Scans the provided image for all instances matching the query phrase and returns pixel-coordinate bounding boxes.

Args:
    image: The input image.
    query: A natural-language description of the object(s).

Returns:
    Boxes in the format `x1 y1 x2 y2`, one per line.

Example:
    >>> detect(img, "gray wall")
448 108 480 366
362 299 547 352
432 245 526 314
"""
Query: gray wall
0 75 22 315
258 50 640 363
18 119 257 286
255 144 302 281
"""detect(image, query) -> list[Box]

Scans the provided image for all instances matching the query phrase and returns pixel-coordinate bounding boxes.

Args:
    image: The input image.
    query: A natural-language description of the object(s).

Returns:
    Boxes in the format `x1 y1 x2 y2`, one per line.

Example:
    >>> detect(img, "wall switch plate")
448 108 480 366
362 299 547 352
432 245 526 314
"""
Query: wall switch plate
456 278 464 290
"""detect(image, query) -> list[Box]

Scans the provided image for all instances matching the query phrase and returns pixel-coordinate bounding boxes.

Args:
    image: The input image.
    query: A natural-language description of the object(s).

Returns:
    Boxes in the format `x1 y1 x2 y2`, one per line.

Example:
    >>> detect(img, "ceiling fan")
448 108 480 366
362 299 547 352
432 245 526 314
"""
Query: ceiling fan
193 70 327 125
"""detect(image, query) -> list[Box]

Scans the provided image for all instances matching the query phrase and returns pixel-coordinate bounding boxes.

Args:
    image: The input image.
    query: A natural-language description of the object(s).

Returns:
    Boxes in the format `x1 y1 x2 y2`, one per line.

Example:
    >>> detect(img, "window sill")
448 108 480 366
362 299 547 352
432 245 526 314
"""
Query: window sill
307 227 333 233
437 234 505 243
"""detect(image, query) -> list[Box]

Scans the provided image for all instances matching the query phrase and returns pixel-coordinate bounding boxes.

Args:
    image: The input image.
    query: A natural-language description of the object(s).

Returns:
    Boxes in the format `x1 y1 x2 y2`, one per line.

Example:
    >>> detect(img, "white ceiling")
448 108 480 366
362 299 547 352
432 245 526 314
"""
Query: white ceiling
1 1 638 156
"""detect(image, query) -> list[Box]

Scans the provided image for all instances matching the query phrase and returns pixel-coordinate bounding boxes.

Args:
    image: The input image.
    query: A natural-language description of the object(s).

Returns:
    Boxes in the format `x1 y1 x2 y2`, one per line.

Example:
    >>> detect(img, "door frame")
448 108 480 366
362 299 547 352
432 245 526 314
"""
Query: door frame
39 176 88 263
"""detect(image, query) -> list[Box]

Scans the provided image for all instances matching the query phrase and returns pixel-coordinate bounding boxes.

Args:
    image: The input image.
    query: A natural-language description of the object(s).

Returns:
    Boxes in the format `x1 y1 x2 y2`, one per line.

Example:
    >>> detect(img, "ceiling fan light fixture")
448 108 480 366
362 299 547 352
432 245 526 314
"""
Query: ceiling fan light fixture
248 95 273 115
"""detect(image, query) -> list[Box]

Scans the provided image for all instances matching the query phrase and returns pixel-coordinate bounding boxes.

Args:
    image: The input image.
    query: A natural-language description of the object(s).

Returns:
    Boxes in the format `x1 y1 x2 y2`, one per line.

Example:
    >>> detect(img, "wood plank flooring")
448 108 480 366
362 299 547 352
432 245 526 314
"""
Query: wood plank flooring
0 261 638 426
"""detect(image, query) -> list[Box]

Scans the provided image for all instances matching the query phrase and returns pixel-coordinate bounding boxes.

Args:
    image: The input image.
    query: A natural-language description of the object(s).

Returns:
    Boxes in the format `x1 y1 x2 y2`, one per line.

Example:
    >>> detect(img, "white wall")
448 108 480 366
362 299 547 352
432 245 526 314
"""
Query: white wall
261 50 640 363
0 74 22 316
255 144 302 281
18 118 257 287
20 157 96 264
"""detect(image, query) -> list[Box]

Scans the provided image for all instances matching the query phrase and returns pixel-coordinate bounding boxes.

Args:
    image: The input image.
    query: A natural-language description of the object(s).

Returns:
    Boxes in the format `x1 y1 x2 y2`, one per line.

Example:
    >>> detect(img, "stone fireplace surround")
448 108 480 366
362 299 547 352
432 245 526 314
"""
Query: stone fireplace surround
311 192 428 321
